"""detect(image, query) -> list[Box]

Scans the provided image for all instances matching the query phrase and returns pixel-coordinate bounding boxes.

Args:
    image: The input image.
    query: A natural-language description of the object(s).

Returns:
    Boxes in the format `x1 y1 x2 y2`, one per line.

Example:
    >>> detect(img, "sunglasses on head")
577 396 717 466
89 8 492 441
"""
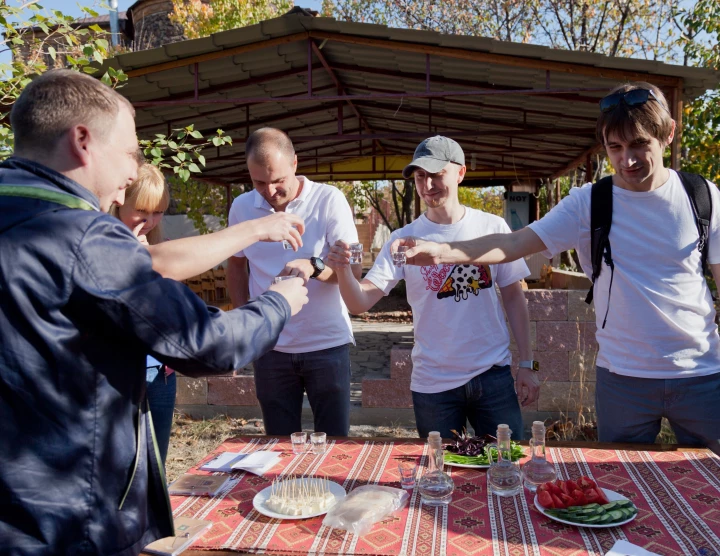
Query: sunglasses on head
599 88 669 113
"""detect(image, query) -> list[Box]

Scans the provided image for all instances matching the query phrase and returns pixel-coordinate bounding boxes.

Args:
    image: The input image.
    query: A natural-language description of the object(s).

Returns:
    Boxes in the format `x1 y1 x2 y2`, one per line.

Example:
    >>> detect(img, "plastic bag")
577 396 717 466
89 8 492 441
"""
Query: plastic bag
322 485 409 536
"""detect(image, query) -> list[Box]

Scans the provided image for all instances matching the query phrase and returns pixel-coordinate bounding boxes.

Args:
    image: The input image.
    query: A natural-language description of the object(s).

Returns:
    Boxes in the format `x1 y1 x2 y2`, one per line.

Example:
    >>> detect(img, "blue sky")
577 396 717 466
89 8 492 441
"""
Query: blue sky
34 0 323 18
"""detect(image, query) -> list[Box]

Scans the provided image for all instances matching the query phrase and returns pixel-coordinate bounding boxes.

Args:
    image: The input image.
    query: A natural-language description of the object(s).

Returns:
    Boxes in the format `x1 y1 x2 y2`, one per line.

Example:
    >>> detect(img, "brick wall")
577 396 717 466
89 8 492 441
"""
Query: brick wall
360 289 599 428
176 290 598 428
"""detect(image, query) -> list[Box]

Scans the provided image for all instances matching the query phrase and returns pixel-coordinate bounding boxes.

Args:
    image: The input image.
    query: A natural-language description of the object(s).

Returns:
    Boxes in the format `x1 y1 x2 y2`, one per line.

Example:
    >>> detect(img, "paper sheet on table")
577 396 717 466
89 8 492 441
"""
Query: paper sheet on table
231 451 280 475
606 540 661 556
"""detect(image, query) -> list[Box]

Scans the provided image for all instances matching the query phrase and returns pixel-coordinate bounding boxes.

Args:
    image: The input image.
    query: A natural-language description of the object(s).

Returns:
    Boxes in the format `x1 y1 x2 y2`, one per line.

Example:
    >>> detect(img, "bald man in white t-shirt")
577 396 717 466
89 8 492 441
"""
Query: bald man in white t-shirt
227 127 362 436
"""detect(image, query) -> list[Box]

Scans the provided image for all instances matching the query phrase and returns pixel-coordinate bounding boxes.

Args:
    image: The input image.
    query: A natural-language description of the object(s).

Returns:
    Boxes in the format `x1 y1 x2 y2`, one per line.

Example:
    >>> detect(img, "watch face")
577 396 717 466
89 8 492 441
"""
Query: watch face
315 258 325 271
532 361 540 372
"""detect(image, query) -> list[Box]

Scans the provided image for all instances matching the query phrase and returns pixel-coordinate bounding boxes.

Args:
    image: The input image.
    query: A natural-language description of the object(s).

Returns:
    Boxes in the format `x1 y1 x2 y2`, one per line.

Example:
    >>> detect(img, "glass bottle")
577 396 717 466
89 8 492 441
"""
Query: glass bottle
417 431 455 506
522 421 557 492
487 424 522 497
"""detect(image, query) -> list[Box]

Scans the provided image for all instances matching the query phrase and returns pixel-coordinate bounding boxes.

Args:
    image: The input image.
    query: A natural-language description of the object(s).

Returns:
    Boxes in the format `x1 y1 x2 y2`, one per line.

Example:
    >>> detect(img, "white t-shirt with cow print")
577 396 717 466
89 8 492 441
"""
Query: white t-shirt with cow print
365 207 530 394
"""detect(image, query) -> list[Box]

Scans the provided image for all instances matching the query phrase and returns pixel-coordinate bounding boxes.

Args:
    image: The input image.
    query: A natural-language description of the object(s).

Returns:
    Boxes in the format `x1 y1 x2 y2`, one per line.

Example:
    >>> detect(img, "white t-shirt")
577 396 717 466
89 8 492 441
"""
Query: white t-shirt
228 177 358 353
365 207 530 394
528 170 720 379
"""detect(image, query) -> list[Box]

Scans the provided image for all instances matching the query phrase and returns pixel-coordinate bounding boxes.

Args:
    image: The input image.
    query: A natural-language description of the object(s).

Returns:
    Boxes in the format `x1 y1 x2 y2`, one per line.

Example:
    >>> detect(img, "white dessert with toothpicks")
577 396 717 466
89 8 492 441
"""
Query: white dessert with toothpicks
265 476 336 517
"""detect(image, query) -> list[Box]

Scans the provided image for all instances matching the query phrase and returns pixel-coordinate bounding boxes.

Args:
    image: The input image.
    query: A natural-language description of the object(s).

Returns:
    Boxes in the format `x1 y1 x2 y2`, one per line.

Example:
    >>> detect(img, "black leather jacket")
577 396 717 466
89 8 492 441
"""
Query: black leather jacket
0 158 291 555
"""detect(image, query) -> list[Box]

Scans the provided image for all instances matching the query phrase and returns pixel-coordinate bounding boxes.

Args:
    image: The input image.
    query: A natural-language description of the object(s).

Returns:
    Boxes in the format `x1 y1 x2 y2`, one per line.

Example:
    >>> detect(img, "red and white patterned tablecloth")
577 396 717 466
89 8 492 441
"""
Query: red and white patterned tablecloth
168 437 720 556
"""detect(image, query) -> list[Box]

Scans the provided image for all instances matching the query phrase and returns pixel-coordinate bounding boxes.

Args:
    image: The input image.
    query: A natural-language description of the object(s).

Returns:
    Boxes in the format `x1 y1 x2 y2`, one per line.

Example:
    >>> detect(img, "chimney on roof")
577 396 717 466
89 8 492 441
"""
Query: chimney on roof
108 0 119 47
282 6 319 17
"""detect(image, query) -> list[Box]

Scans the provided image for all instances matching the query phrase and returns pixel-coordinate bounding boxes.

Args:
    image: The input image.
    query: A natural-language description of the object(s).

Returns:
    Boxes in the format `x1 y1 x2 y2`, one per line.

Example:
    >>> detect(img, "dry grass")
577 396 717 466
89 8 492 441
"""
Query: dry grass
165 413 418 482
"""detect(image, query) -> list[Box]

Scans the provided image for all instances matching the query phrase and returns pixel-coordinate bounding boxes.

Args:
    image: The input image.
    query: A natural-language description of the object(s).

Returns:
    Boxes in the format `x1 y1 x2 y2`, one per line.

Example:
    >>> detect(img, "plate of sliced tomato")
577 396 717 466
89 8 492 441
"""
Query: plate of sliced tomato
534 477 638 528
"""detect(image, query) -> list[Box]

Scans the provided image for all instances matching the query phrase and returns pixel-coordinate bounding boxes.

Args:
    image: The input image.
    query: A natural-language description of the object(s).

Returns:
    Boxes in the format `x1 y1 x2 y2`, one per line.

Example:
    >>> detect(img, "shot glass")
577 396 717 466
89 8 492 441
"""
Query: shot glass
290 432 307 454
273 275 295 284
398 459 418 489
282 240 292 250
349 242 363 265
310 432 327 454
392 245 409 267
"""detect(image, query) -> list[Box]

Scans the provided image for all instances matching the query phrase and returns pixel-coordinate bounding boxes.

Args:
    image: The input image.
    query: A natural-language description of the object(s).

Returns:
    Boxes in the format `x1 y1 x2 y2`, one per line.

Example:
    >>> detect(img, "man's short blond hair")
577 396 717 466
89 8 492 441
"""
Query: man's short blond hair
10 69 135 154
596 82 674 145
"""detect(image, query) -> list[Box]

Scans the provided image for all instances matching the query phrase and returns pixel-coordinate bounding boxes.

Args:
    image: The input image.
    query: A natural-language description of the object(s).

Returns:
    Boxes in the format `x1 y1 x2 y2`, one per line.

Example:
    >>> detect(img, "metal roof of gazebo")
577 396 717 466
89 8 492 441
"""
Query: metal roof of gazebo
102 10 718 188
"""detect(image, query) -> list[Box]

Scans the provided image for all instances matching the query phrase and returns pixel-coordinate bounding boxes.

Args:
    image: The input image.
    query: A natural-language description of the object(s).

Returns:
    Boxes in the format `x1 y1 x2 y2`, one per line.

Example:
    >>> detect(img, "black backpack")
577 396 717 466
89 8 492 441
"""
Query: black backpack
585 171 713 329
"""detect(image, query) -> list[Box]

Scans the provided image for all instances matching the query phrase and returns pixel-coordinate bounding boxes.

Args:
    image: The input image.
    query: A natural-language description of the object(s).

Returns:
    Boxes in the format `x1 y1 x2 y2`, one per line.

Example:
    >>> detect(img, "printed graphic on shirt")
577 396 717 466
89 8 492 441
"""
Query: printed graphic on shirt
421 264 492 302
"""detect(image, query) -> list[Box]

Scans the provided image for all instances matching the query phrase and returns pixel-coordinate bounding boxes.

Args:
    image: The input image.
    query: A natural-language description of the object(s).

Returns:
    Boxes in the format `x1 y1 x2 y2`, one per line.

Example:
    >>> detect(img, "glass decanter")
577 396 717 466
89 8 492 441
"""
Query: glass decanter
522 421 557 492
417 431 455 506
487 424 522 497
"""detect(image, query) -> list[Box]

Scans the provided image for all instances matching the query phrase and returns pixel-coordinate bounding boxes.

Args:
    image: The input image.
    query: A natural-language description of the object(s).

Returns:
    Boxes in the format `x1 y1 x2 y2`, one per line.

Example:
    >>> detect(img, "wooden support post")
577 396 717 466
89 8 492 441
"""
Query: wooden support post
307 39 313 97
585 153 593 183
414 187 421 220
670 84 683 170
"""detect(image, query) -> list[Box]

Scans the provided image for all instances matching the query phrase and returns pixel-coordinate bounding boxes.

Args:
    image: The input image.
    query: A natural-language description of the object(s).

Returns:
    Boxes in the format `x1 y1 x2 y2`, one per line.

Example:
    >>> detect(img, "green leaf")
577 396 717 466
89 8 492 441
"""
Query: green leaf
197 154 206 166
188 163 201 173
212 136 222 146
151 147 162 158
100 72 111 86
168 141 178 149
190 130 203 139
89 24 104 33
93 51 104 64
177 152 186 161
47 46 56 61
82 66 98 74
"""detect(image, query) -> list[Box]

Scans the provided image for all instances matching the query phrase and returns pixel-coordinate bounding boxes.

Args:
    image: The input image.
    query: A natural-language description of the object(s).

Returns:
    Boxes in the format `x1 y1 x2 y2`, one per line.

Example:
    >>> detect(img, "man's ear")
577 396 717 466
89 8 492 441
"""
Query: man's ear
457 164 467 184
665 119 676 148
66 124 92 166
292 154 298 173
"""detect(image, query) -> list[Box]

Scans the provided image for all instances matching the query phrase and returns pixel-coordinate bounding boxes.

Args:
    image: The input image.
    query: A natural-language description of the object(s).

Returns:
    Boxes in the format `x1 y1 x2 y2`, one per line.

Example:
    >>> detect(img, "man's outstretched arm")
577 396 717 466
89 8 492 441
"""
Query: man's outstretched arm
394 227 548 267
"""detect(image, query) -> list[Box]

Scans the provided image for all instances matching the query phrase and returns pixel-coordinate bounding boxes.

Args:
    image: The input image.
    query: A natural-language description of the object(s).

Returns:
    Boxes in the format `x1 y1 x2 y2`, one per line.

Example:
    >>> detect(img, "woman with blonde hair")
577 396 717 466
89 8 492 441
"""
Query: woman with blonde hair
110 163 169 247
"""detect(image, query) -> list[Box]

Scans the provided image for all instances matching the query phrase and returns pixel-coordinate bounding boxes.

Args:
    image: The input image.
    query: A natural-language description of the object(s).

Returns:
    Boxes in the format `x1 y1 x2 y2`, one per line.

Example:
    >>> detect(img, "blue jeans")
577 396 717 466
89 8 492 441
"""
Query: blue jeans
253 344 351 436
411 365 524 441
146 367 176 465
596 366 720 452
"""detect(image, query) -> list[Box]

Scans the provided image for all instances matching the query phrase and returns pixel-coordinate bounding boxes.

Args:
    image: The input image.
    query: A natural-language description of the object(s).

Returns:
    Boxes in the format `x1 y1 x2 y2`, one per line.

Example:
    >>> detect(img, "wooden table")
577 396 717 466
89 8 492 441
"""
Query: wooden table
144 437 720 556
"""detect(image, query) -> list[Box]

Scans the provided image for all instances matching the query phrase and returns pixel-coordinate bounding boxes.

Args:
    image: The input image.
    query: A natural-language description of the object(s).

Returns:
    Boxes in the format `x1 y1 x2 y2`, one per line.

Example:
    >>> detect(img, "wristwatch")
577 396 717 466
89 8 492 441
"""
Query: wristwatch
310 257 325 279
519 360 540 372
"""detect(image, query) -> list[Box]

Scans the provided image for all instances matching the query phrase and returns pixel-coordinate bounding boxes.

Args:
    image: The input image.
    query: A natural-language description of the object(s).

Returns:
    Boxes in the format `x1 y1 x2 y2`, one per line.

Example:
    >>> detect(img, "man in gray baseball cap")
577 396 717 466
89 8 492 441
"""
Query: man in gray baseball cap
402 135 466 179
326 135 538 441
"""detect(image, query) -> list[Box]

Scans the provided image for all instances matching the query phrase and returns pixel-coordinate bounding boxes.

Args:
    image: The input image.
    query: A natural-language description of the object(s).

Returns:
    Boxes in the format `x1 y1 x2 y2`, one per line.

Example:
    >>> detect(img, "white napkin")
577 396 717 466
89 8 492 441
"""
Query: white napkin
606 540 661 556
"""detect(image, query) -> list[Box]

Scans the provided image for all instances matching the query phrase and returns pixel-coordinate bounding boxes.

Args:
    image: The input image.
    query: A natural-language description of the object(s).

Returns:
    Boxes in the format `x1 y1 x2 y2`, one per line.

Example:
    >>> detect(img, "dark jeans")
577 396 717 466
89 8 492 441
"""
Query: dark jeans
596 366 720 453
411 365 524 441
146 367 176 465
254 344 351 436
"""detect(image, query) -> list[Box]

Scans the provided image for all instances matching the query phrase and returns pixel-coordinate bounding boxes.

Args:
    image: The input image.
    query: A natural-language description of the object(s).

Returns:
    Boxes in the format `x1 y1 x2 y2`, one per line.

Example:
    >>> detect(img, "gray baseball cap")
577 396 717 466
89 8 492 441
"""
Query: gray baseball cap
402 136 465 179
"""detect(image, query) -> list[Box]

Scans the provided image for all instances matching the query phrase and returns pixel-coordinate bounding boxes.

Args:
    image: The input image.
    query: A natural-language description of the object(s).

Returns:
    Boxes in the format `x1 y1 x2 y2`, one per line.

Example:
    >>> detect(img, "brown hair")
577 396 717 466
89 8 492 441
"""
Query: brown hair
109 164 169 245
10 69 134 155
245 127 295 163
596 82 674 145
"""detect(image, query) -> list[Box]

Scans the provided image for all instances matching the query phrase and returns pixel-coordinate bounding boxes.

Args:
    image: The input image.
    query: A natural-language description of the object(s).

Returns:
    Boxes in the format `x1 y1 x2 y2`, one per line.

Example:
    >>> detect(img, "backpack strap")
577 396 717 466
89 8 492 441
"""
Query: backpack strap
586 176 614 307
677 171 712 275
0 185 97 212
585 176 615 328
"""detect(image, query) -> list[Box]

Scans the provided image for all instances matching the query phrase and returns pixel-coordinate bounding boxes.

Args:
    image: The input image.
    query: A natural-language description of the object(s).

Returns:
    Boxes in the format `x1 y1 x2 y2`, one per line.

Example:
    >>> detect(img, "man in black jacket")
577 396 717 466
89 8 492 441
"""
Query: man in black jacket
0 69 308 555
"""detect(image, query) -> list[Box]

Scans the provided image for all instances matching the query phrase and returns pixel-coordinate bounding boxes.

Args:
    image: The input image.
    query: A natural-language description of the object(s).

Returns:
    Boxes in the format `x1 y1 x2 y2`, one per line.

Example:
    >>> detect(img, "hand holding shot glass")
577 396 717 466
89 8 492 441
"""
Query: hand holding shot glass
326 240 364 269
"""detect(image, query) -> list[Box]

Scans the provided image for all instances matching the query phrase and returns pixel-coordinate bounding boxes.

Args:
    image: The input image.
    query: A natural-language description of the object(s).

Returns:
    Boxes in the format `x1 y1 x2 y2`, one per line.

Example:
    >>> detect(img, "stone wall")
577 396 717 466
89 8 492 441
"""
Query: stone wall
176 290 598 429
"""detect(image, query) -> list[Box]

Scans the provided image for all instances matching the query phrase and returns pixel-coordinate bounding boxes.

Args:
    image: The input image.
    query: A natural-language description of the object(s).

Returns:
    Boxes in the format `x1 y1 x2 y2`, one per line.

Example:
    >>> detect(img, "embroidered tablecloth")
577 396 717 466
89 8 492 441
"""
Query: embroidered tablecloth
169 437 720 555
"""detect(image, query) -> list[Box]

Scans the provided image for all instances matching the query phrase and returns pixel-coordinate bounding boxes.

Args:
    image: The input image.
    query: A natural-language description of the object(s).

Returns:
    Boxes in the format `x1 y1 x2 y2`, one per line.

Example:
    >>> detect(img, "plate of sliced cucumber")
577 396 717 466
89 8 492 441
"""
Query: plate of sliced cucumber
534 488 638 528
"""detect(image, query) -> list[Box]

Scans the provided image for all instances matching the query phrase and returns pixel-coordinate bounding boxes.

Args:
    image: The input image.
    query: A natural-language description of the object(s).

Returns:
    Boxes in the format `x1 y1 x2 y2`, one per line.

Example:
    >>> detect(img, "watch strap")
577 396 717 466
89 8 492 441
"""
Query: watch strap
519 360 540 372
310 257 323 279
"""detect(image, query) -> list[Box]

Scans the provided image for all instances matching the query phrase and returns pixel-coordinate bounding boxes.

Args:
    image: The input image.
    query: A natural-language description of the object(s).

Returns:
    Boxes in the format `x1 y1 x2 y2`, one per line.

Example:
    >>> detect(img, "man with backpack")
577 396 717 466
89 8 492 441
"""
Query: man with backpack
393 82 720 452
